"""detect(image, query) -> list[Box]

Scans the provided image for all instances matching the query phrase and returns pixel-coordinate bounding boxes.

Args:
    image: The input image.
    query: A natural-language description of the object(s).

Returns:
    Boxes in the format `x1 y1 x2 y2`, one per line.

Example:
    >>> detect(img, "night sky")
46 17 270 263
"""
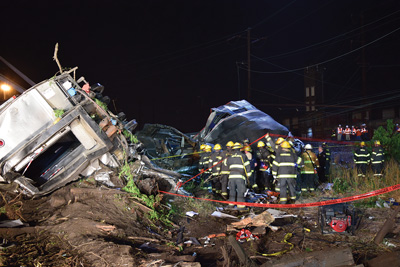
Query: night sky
1 0 400 133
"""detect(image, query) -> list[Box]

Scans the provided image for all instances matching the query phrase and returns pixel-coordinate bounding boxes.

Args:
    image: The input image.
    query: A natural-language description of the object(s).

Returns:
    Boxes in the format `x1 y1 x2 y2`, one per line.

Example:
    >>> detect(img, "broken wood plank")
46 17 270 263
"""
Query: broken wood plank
259 247 355 267
374 205 400 245
366 251 400 267
228 235 258 267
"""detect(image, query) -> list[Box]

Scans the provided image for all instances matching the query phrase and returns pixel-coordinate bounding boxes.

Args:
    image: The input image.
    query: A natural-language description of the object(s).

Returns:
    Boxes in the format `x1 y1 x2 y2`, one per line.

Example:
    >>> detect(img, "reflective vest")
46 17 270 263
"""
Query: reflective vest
337 127 343 134
344 127 351 135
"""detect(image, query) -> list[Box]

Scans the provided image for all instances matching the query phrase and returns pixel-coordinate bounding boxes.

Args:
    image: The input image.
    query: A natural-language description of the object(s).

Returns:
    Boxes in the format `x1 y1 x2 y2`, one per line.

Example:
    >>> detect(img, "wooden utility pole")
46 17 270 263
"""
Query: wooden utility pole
247 28 251 102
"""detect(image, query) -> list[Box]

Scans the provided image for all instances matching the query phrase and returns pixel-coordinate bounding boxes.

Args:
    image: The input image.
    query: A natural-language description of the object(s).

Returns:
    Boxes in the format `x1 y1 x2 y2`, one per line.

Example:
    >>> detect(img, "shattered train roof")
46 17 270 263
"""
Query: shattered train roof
198 100 290 146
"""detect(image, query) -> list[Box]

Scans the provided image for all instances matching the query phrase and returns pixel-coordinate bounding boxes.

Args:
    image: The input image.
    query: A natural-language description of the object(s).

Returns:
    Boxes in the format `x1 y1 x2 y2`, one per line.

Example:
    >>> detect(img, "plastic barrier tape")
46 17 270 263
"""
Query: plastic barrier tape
160 183 400 208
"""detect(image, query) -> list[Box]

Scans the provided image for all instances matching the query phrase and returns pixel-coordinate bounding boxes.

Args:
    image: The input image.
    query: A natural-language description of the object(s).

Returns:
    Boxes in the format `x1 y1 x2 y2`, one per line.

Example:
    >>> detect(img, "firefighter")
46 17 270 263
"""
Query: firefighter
198 144 206 173
354 141 370 177
242 145 256 190
199 144 212 190
300 144 320 193
322 142 331 180
337 124 343 141
344 125 351 141
256 141 273 191
371 140 385 178
272 141 302 204
224 142 251 210
220 141 234 199
208 143 223 196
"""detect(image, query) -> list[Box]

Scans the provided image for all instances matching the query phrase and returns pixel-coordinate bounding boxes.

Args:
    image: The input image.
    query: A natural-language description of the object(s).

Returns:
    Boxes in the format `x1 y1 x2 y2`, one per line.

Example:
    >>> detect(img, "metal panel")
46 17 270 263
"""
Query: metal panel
0 89 54 159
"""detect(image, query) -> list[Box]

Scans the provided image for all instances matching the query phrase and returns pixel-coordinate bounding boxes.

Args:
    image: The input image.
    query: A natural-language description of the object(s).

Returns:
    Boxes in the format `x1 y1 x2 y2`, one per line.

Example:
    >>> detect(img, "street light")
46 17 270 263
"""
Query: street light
1 84 11 100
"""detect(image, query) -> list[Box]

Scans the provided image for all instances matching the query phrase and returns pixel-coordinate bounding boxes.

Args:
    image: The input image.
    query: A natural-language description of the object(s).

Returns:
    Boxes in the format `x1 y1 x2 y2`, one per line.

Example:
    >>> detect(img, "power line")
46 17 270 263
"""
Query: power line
241 25 400 74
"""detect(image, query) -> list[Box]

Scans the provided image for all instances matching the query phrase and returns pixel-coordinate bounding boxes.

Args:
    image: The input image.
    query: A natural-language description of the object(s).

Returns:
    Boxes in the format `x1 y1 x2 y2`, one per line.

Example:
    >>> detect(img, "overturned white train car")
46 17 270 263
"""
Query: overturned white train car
0 72 136 196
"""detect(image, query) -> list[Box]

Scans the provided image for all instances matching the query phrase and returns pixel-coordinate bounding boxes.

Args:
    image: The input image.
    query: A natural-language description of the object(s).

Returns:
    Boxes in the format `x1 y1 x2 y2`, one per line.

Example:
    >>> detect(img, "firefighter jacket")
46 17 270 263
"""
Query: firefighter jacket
256 147 273 172
324 147 331 163
220 149 232 176
354 147 370 165
224 150 251 180
199 152 211 173
371 146 384 165
209 150 224 176
300 150 320 174
272 148 302 179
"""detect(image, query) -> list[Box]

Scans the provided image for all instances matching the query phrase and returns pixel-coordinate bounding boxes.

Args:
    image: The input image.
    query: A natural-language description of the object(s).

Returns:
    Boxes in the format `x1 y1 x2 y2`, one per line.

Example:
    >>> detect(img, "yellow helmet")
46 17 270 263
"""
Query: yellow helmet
375 140 381 146
214 144 222 151
276 137 285 145
232 142 243 150
204 145 212 152
244 146 251 152
226 141 234 147
200 144 206 150
360 141 366 147
257 141 266 148
281 141 291 149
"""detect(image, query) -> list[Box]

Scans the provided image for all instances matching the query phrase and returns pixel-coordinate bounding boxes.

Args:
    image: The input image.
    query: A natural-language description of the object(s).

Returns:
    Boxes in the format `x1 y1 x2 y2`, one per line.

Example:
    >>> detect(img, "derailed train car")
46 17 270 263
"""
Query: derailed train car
0 71 137 196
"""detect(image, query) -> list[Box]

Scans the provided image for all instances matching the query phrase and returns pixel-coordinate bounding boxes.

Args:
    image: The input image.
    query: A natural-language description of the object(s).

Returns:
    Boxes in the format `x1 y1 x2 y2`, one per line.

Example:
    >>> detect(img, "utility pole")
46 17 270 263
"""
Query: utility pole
247 28 251 102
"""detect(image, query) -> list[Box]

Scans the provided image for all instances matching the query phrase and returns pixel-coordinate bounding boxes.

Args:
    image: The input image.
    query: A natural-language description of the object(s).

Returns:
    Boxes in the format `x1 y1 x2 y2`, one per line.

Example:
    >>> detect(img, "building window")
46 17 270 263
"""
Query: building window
311 101 315 111
305 87 309 97
311 86 315 96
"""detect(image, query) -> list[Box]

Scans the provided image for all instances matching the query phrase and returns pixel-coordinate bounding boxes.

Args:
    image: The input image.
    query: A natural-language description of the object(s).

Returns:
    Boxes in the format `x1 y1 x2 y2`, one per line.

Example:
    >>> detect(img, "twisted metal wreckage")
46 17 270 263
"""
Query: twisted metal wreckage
0 69 187 196
0 65 298 198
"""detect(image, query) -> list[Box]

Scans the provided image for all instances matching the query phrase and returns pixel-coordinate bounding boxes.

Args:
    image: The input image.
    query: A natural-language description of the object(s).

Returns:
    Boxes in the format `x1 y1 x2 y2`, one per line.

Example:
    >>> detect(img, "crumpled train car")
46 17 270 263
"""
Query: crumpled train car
0 71 136 196
198 100 291 149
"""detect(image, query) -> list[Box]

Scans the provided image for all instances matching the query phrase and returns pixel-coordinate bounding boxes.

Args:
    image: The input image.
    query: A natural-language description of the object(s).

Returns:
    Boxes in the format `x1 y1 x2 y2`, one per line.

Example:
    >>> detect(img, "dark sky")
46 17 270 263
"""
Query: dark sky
2 0 400 133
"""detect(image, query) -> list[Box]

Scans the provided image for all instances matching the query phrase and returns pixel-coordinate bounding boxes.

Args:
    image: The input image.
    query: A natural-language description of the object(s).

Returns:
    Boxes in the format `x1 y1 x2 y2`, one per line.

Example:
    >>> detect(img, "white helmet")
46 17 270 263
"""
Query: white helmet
305 144 312 150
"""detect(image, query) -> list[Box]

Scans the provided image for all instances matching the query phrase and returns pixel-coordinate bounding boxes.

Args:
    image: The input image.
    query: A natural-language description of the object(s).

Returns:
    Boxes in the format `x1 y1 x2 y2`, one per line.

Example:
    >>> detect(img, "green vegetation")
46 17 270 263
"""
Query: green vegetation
372 119 400 162
119 161 174 226
95 98 108 111
123 129 139 144
329 158 400 207
53 109 65 118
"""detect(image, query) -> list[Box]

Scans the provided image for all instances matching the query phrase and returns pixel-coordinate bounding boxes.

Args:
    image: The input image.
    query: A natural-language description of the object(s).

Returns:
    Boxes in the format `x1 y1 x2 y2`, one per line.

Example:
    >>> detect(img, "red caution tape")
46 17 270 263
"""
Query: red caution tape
160 183 400 208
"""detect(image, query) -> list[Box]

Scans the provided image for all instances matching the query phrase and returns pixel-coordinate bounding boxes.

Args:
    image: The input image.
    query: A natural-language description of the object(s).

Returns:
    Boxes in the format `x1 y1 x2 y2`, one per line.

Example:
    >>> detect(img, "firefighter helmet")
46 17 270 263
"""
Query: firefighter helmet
244 146 251 152
375 140 381 146
276 137 285 145
360 141 366 147
232 142 243 150
281 141 291 149
204 145 212 152
200 144 206 150
305 144 312 150
243 138 250 144
226 141 234 147
214 144 222 151
257 141 266 148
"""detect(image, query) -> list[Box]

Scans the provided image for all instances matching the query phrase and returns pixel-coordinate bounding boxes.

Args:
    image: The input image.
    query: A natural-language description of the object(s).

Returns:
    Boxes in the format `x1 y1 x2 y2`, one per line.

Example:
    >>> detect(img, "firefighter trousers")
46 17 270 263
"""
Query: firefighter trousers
356 163 367 177
276 178 296 204
220 174 229 198
228 178 246 208
300 173 315 192
211 175 222 194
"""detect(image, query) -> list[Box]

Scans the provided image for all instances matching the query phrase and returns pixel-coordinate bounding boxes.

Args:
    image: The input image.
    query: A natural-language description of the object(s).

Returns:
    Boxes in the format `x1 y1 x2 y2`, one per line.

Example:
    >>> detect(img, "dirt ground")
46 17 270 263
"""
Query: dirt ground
0 172 400 266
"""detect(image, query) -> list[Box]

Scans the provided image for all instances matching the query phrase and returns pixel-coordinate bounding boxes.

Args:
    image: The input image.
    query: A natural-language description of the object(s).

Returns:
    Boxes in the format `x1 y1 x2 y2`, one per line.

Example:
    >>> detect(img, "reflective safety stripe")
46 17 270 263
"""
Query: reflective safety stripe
289 196 296 200
277 162 296 167
280 197 288 201
230 164 244 169
229 174 246 180
277 174 297 178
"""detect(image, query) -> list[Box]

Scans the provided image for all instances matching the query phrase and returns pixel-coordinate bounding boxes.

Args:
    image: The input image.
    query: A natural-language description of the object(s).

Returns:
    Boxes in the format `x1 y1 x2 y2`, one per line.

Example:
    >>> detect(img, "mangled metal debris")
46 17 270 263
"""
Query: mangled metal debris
197 100 291 146
135 123 197 171
0 69 182 196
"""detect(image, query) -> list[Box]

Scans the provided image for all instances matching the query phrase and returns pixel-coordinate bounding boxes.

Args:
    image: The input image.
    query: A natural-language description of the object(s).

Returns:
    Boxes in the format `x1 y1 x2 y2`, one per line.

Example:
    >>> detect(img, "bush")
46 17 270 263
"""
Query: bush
372 119 400 162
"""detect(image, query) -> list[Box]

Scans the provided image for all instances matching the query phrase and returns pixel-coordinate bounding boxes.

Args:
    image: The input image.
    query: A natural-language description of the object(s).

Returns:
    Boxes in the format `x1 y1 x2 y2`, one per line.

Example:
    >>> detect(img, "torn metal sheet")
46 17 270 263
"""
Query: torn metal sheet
136 124 198 170
198 100 291 146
